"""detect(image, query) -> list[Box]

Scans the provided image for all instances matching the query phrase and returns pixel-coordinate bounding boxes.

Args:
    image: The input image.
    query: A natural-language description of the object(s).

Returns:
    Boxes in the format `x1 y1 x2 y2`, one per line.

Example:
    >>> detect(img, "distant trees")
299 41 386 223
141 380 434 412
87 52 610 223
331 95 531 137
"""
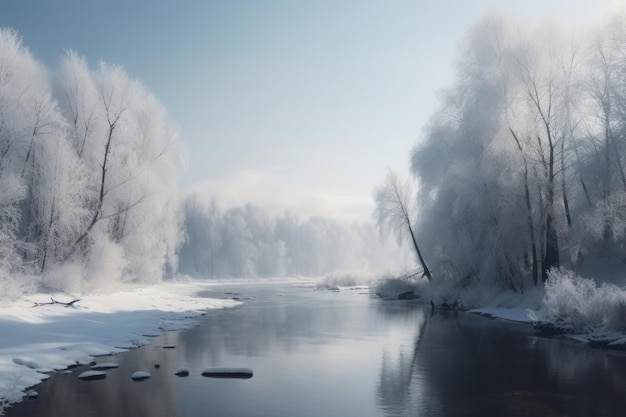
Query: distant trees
0 29 182 292
408 10 626 290
178 195 400 279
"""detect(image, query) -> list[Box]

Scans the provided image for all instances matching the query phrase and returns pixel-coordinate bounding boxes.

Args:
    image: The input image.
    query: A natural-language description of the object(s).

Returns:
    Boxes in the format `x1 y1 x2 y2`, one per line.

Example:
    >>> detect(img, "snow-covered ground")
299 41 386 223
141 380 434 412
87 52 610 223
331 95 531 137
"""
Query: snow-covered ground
0 280 238 411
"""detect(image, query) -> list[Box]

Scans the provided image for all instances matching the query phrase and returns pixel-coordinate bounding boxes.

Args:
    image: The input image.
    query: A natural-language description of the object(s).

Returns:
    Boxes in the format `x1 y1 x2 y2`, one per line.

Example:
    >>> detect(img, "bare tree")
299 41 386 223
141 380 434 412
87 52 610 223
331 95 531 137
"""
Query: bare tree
373 169 432 281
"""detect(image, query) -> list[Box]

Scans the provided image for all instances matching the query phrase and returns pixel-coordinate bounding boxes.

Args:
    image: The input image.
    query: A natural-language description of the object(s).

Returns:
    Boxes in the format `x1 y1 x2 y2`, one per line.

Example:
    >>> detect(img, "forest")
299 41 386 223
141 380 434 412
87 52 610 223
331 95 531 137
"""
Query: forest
178 195 403 279
5 8 626 313
408 11 626 296
0 28 401 299
0 28 184 297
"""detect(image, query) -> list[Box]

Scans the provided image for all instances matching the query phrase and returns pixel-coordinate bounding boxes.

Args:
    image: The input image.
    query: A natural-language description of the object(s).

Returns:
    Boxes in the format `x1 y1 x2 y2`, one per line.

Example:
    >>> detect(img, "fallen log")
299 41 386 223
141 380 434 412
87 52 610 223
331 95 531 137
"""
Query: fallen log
33 297 80 308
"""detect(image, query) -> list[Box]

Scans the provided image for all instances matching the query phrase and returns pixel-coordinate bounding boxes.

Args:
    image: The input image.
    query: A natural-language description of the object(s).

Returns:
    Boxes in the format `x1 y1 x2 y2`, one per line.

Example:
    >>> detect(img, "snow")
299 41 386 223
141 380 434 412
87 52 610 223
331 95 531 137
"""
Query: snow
0 280 238 408
90 363 119 370
77 370 107 380
131 371 151 381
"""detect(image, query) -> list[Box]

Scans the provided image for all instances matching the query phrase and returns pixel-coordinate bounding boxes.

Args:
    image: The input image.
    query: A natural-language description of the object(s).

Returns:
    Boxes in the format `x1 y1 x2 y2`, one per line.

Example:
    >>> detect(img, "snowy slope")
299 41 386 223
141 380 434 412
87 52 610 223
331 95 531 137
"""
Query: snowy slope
0 281 237 410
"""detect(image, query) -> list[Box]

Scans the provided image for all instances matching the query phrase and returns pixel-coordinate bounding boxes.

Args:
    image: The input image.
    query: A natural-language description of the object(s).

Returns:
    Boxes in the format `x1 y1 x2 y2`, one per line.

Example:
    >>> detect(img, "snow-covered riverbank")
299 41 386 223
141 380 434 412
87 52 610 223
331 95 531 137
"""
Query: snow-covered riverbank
0 280 239 412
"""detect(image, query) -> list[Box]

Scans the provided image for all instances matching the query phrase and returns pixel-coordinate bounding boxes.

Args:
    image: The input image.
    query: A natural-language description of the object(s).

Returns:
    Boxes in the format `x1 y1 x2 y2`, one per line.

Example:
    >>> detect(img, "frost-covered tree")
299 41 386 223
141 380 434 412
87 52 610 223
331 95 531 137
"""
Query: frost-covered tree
411 15 523 289
0 28 65 273
409 15 586 290
0 29 184 295
56 54 183 284
373 169 432 281
406 10 626 290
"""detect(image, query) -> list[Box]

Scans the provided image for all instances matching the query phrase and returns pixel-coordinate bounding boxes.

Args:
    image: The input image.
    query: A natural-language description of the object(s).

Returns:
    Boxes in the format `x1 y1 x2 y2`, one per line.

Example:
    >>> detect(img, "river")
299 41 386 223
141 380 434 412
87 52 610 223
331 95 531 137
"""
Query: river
6 281 626 417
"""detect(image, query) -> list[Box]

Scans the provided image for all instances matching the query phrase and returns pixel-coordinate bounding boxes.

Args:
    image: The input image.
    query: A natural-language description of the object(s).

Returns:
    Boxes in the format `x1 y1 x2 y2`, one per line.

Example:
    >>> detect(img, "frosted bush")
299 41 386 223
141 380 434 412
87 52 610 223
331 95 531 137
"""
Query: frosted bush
542 269 626 332
318 271 376 289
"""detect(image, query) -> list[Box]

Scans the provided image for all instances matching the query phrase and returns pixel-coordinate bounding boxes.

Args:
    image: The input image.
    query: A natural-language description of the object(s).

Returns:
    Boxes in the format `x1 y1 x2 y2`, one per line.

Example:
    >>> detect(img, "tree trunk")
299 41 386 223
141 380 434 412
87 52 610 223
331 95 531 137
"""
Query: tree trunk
542 210 559 283
561 135 572 227
510 128 540 285
408 223 432 281
69 120 115 256
542 119 560 283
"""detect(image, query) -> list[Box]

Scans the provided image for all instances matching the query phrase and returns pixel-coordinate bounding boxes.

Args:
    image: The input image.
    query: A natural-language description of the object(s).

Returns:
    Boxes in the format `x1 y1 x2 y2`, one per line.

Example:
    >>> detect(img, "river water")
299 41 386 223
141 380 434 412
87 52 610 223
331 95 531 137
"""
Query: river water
7 281 626 417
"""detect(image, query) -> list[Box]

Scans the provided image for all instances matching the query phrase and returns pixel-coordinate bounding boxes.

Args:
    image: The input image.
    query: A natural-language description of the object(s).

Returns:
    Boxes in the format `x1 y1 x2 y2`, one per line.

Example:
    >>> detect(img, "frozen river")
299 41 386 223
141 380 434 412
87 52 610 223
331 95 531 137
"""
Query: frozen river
7 281 626 416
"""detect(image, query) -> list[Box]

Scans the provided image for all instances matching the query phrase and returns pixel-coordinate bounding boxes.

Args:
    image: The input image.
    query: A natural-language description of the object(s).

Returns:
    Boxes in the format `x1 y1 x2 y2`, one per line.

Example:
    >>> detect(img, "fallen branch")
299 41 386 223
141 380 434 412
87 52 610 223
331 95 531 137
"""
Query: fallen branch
33 297 80 308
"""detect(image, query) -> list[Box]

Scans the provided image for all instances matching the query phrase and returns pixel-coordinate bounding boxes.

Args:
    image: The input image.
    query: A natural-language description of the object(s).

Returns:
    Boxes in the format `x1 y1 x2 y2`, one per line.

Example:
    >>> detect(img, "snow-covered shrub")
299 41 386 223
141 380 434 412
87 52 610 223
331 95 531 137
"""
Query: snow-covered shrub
318 271 375 289
542 269 626 332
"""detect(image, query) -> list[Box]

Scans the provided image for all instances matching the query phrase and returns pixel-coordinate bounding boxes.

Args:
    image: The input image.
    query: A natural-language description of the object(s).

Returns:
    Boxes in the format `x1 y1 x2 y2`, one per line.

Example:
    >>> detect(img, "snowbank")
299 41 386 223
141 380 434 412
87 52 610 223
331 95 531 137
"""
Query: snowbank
0 281 238 410
429 269 626 349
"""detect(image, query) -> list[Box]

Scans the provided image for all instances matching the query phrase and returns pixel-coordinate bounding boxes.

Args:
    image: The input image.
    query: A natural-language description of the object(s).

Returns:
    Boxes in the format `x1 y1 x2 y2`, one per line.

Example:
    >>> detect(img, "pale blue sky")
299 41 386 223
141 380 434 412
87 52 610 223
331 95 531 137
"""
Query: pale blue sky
0 0 616 220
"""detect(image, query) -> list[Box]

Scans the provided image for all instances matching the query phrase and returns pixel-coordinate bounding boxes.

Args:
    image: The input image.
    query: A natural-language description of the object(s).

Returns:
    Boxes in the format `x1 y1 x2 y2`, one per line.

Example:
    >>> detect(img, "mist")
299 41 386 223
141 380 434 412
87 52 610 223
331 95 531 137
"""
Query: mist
177 193 411 279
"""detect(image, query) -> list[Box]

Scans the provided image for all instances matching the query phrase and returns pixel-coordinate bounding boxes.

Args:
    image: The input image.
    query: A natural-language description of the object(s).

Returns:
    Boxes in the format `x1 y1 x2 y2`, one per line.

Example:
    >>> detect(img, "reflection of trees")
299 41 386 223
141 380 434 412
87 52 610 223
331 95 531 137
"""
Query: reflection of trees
376 316 428 417
377 311 626 417
539 337 626 415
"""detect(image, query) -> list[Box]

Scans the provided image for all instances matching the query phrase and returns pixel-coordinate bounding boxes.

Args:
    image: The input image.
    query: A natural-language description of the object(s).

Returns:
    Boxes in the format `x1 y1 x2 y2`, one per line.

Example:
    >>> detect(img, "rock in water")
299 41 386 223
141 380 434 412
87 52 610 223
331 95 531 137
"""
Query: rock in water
78 370 107 381
175 368 190 377
131 371 151 381
201 367 253 379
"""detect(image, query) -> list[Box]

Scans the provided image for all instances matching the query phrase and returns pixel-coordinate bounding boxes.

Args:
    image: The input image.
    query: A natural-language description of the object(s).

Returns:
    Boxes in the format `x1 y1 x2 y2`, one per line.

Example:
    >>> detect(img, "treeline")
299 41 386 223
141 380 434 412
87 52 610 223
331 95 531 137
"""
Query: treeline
178 194 400 278
411 11 626 292
0 28 181 294
0 27 401 296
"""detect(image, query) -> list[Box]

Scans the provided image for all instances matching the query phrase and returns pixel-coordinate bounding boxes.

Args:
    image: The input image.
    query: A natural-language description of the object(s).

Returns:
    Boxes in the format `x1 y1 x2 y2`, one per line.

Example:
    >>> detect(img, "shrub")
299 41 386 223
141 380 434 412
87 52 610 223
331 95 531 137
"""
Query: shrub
541 268 626 332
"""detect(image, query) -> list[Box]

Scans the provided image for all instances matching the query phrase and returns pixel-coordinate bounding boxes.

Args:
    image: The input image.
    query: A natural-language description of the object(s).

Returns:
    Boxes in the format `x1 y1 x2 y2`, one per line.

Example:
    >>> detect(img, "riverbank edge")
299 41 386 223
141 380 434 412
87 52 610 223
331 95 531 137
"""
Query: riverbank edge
0 280 241 414
468 307 626 351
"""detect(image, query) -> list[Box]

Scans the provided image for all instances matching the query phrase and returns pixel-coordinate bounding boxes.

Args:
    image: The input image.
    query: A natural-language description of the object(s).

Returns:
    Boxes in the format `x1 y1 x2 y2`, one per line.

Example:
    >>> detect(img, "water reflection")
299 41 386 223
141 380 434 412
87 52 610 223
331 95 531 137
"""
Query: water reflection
376 309 626 417
7 284 626 417
375 303 431 417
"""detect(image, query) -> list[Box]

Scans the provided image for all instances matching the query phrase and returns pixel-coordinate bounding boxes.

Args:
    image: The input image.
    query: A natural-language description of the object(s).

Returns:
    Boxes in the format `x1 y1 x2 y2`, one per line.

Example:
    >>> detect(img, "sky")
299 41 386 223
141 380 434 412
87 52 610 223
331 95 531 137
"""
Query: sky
0 0 618 221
